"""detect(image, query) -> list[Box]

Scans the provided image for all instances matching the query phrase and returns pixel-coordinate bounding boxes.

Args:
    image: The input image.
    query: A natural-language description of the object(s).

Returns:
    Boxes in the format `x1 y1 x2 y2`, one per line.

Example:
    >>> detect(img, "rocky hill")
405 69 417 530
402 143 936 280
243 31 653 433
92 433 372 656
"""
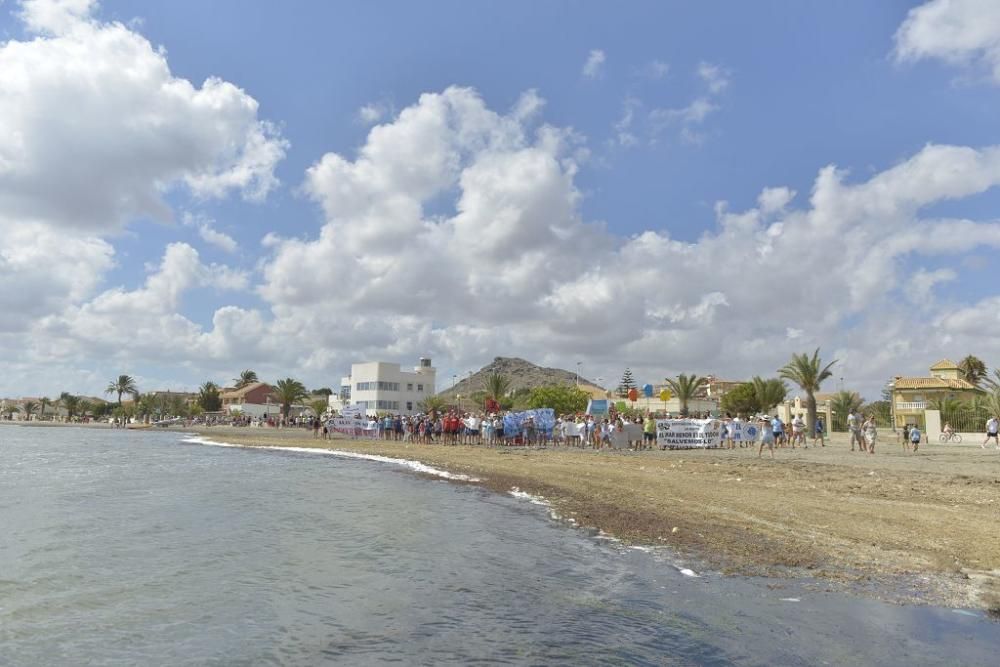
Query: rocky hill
436 357 605 398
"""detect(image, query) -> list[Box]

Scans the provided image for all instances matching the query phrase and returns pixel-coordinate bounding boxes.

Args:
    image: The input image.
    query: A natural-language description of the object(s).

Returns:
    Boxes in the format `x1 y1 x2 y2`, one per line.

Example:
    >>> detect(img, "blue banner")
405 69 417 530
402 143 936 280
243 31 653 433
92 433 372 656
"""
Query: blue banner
502 408 556 438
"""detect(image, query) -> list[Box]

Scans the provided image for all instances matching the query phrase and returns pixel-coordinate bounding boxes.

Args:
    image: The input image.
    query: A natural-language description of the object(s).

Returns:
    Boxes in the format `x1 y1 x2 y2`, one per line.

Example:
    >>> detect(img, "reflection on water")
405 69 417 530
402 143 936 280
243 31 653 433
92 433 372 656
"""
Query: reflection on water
0 427 997 666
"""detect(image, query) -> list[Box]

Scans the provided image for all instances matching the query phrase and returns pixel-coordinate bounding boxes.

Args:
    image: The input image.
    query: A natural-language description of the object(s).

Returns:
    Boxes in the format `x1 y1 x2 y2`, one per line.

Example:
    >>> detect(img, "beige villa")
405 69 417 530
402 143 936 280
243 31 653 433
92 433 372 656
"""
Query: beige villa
891 359 979 428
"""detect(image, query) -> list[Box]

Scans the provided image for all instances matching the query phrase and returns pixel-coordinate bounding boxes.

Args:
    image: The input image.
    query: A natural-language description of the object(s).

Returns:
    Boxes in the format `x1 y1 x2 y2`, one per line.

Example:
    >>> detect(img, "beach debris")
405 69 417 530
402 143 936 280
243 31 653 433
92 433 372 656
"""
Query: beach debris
779 597 801 602
672 526 679 533
677 567 699 578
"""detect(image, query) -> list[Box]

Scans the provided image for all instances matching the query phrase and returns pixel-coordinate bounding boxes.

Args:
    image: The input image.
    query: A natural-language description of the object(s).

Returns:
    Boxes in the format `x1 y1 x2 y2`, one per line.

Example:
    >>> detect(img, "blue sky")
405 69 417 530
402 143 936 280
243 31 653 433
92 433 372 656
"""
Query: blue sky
2 0 1000 400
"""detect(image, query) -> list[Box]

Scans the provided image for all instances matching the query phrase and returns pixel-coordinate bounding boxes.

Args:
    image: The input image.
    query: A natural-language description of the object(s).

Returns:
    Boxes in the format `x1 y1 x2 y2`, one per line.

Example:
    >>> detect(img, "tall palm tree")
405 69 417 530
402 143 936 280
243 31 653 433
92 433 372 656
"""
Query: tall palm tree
664 374 707 417
779 349 837 433
983 369 1000 392
21 401 38 420
958 355 987 387
273 378 309 419
751 376 787 414
39 396 51 420
234 370 259 389
59 392 81 420
481 371 512 403
105 375 138 406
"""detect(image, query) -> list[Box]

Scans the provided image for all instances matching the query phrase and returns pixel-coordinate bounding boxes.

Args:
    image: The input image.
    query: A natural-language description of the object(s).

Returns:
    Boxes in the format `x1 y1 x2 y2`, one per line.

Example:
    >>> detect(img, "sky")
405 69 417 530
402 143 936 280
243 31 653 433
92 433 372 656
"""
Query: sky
2 0 1000 401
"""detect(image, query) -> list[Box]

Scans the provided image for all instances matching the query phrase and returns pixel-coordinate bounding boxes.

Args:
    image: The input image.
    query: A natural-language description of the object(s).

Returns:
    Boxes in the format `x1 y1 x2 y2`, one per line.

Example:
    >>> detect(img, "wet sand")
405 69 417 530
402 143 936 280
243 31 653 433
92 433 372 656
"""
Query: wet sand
191 427 1000 611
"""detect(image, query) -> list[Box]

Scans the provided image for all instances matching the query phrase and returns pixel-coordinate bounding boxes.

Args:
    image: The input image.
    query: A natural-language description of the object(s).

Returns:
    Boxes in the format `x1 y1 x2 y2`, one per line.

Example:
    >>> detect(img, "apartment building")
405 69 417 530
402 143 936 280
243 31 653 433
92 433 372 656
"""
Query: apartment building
331 358 436 415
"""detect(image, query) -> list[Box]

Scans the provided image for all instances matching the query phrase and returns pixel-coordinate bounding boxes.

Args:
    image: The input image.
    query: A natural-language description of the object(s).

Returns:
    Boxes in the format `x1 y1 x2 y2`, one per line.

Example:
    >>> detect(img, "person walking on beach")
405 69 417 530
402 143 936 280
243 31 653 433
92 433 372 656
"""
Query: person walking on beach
791 414 806 448
984 415 999 449
758 415 775 459
862 414 877 454
812 416 825 447
847 409 864 452
908 424 921 452
771 415 785 447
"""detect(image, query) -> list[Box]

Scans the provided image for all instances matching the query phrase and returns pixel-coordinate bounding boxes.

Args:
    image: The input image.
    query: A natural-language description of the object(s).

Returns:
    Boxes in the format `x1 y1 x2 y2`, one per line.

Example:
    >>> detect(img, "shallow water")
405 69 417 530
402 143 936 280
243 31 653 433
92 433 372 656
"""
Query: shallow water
1 427 998 665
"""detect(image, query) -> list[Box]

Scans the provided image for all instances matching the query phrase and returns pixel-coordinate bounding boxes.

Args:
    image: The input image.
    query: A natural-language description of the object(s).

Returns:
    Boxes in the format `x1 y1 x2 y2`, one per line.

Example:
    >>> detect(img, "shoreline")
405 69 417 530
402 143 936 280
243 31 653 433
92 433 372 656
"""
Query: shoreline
184 426 1000 614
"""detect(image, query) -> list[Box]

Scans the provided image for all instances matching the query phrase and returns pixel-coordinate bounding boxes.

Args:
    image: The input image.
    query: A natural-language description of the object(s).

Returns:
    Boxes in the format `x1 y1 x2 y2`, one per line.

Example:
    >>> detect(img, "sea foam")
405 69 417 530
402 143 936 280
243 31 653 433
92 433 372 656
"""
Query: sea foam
179 435 480 482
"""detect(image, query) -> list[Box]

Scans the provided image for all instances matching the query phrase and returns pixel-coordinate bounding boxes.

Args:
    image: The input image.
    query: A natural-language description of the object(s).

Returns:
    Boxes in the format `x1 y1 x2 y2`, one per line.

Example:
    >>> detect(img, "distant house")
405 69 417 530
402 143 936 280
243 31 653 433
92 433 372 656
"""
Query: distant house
220 382 278 418
891 359 979 428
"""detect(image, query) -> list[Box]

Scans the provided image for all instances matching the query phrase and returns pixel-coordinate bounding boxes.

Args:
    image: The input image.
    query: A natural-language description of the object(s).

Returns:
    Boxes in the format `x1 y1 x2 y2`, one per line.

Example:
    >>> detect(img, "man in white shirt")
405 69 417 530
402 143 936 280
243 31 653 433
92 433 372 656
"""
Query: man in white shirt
984 415 999 449
791 414 806 448
847 410 862 451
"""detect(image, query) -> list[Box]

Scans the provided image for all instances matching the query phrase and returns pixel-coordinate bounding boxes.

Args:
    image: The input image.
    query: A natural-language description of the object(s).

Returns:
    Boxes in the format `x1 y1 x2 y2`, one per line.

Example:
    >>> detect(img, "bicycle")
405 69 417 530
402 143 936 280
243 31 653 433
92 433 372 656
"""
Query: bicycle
939 432 962 443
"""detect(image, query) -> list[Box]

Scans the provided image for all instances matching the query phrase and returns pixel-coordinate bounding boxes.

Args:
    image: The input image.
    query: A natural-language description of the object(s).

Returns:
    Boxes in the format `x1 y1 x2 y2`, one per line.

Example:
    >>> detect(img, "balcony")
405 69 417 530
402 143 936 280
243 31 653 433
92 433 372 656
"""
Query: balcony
895 401 926 411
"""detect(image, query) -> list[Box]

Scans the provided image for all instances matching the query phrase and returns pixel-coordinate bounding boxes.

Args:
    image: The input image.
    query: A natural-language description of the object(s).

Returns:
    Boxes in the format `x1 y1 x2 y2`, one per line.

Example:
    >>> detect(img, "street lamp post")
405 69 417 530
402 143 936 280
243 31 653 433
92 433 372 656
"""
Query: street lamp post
887 380 896 433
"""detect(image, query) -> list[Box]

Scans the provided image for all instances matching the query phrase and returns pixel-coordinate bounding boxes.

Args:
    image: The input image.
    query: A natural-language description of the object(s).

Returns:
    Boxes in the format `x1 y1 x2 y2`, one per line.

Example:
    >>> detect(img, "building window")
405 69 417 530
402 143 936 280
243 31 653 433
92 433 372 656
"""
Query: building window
417 384 424 392
407 383 413 391
406 401 413 411
377 381 399 391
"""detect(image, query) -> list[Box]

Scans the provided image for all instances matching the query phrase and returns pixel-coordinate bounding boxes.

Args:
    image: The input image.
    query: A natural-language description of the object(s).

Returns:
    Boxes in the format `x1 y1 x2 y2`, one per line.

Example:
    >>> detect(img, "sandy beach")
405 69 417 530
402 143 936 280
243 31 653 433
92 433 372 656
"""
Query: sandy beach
184 426 1000 613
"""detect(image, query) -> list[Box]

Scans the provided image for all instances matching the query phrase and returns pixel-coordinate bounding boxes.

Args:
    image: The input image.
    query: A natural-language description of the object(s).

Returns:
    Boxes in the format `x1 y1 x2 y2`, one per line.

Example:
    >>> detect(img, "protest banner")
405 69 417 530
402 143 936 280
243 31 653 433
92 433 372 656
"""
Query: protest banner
502 408 556 442
655 418 724 449
727 420 759 443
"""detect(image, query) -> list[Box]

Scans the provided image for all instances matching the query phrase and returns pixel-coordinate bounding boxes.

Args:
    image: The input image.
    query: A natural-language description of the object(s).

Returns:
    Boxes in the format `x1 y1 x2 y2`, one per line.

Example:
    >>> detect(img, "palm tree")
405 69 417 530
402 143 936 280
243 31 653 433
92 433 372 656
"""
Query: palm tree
958 355 987 387
664 373 707 417
829 390 863 423
983 369 1000 392
39 396 51 420
198 382 222 412
2 404 19 419
418 395 448 415
105 374 138 406
751 376 787 414
234 370 259 389
309 399 329 418
78 400 93 419
929 396 963 425
59 392 81 421
984 388 1000 421
273 378 309 419
481 371 512 403
778 349 837 434
21 400 38 421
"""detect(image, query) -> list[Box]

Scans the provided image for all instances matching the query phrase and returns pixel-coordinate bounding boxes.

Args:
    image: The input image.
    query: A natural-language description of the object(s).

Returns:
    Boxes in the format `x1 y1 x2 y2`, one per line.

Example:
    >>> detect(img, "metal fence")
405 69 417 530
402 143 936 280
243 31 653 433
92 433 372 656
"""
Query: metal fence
940 410 990 434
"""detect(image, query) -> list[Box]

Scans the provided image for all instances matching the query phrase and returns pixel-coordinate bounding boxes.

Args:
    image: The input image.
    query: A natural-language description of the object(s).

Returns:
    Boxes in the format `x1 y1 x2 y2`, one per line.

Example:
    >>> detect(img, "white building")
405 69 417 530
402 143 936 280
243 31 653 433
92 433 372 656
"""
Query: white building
330 358 436 415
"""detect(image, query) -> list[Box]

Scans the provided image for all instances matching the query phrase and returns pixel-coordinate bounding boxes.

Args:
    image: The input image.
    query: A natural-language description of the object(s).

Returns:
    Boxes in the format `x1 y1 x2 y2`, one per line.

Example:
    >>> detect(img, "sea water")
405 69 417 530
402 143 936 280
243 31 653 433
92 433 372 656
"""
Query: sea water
1 426 998 666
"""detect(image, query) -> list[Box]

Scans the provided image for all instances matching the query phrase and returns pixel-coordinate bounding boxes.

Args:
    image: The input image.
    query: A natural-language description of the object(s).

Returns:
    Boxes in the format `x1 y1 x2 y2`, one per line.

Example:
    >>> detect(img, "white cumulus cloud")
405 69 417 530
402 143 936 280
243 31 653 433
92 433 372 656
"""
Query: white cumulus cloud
0 1 288 233
894 0 1000 84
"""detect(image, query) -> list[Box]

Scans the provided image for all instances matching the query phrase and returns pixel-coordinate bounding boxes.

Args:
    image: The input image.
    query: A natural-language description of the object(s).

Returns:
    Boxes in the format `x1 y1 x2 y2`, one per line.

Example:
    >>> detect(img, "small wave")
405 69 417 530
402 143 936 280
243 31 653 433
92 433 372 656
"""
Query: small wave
179 436 480 482
508 487 549 506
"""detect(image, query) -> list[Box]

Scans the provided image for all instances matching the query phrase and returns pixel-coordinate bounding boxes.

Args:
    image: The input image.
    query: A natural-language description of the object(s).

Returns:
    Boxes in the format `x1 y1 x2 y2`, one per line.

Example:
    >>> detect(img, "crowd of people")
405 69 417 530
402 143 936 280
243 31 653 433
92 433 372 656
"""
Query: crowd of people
204 403 1000 456
325 411 664 449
